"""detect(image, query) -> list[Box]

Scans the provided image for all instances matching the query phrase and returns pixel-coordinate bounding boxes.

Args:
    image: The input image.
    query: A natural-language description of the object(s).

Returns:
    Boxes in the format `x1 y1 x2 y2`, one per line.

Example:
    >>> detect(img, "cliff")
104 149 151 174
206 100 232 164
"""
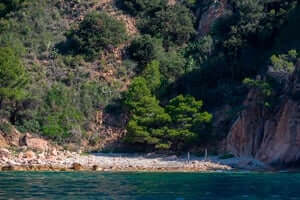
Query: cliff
227 61 300 167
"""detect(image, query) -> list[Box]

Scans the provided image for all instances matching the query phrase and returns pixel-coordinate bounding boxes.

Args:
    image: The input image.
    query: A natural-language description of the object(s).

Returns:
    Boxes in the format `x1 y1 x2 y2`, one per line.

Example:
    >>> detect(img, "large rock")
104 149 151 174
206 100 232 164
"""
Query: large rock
227 89 265 157
0 148 10 159
0 120 21 147
24 150 36 160
21 133 48 152
227 61 300 167
0 134 8 148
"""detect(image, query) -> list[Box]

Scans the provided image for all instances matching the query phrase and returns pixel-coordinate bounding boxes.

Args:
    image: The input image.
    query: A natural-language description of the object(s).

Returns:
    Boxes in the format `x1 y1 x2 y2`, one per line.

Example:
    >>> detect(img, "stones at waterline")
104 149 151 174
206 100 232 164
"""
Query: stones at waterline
1 165 24 171
71 162 83 170
92 165 103 171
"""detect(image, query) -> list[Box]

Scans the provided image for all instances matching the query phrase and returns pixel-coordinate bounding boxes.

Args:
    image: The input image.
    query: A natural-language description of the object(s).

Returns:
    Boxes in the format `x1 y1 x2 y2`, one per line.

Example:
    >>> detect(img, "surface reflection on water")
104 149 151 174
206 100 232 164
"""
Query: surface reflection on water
0 172 300 200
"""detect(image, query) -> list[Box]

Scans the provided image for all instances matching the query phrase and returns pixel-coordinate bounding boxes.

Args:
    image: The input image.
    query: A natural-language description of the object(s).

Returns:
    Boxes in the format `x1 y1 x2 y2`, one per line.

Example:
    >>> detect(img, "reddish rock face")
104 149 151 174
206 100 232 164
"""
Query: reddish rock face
227 62 300 167
22 133 49 152
227 89 265 158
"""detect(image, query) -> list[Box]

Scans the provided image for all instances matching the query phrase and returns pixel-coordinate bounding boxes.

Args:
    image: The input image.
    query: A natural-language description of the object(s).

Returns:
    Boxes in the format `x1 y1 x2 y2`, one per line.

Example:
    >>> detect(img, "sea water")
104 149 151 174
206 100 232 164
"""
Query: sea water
0 171 299 200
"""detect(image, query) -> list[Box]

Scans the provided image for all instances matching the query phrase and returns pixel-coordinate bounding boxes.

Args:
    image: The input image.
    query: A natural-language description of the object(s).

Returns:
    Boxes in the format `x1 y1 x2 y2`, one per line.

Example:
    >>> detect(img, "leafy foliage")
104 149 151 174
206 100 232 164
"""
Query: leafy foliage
124 65 212 151
270 50 298 73
120 0 167 16
67 11 127 60
0 0 25 17
139 4 196 45
128 35 164 67
0 47 28 103
166 95 212 150
243 78 274 108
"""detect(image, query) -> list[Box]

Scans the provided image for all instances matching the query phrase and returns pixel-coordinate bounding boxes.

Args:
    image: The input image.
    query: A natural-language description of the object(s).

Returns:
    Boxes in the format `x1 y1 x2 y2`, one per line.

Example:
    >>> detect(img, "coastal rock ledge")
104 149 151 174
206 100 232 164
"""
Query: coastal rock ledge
227 61 300 167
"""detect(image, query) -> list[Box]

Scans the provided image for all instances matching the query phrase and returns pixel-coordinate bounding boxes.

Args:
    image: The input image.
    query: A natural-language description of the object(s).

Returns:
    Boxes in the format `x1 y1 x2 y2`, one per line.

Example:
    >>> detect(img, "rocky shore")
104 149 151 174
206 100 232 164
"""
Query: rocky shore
0 147 235 172
0 126 268 172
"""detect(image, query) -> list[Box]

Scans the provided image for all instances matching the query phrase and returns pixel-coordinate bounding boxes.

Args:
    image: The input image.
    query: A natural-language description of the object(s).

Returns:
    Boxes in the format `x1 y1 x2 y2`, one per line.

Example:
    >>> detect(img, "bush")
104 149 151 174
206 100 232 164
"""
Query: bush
270 50 298 73
0 0 25 17
0 121 12 134
120 0 167 16
40 84 84 141
128 34 164 67
139 4 196 45
158 49 186 82
0 47 28 104
128 35 186 82
67 11 127 60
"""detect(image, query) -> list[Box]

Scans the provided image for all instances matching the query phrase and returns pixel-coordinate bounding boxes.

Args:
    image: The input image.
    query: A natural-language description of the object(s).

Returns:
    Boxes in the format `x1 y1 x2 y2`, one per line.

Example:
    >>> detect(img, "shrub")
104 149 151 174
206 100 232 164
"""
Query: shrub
185 35 215 66
158 49 186 82
40 84 84 141
0 0 25 17
0 121 12 134
270 50 298 73
243 78 274 108
0 47 28 105
141 60 161 92
120 0 167 16
67 11 127 60
139 4 196 45
128 34 164 66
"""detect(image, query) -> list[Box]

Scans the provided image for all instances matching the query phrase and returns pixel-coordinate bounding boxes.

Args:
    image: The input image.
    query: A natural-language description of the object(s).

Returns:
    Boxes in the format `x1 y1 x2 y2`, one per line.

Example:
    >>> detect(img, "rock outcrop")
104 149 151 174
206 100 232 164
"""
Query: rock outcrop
197 0 228 37
21 133 49 152
227 61 300 167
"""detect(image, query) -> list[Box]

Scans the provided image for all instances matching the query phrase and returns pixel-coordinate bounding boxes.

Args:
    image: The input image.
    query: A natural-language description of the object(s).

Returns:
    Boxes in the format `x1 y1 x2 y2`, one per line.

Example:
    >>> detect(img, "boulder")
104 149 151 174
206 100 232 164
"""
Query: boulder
24 150 36 160
71 162 83 170
0 148 10 158
22 133 48 152
92 165 102 171
50 148 57 156
0 134 8 148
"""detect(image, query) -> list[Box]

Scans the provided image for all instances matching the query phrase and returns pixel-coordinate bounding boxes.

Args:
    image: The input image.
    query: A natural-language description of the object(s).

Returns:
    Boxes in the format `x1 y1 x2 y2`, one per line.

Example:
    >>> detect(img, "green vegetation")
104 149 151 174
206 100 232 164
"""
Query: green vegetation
128 35 164 67
139 4 195 46
120 0 167 16
124 59 212 151
0 0 25 17
0 121 12 134
0 47 28 104
270 50 298 73
67 11 127 60
0 0 299 152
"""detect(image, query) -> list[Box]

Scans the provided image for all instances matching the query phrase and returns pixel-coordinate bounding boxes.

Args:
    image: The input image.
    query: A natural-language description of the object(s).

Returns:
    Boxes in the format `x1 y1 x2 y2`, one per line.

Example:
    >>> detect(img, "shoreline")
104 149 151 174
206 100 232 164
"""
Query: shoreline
0 148 269 172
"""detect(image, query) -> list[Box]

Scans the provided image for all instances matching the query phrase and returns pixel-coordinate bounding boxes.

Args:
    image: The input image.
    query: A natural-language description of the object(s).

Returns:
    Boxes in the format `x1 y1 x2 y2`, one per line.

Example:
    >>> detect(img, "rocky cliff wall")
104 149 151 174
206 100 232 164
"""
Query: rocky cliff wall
227 62 300 167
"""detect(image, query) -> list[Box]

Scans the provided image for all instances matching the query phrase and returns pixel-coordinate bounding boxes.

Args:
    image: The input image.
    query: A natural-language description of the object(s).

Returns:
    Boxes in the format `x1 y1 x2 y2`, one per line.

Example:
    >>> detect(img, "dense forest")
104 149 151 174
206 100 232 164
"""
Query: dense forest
0 0 299 153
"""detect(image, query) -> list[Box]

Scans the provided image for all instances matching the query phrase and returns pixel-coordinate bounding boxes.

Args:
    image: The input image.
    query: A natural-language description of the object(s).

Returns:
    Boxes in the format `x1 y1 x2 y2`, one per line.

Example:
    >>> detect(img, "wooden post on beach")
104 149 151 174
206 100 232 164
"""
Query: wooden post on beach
204 149 208 161
187 152 190 164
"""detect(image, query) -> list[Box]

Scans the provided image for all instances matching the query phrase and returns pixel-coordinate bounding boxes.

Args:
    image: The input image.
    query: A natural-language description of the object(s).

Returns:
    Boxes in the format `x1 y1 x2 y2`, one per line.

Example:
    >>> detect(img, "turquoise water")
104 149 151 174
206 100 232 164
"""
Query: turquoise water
0 172 300 200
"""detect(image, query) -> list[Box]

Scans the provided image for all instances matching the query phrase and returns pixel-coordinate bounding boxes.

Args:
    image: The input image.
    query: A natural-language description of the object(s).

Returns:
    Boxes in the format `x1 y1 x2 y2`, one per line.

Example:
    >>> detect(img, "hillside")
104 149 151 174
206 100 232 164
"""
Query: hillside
1 0 300 166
